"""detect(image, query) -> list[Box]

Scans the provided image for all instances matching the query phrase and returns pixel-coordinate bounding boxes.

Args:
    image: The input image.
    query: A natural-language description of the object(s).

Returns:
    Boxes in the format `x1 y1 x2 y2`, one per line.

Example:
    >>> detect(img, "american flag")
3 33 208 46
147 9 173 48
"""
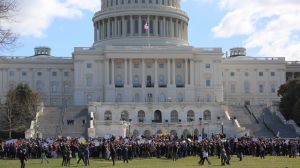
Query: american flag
144 23 149 30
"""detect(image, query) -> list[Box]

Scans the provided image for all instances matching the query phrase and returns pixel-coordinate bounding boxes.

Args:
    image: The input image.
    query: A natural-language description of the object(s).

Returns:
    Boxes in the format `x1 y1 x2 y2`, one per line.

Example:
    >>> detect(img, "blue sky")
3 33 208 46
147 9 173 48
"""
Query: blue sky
1 0 300 61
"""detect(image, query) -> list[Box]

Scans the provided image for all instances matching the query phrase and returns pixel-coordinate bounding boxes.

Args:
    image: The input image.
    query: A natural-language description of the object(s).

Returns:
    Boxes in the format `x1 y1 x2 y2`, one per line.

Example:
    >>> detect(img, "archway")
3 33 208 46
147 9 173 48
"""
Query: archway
203 110 211 120
170 130 177 136
194 129 199 136
133 130 139 137
144 130 151 137
154 110 162 123
157 130 162 135
183 129 191 138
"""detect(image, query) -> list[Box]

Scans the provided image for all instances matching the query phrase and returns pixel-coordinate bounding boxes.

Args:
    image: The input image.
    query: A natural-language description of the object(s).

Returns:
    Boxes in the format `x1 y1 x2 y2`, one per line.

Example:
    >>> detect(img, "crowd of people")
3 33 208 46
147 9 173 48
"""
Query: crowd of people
0 134 299 167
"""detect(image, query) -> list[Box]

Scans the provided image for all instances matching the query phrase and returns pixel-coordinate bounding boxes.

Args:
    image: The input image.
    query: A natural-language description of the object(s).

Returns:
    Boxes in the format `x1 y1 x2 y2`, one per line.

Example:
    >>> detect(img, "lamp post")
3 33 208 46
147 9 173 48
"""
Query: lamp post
221 122 224 134
128 119 132 137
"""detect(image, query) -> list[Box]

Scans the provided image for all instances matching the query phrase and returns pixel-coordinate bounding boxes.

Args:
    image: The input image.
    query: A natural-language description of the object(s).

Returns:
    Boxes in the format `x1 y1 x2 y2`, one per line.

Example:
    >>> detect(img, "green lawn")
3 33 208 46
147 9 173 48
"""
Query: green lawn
0 156 299 168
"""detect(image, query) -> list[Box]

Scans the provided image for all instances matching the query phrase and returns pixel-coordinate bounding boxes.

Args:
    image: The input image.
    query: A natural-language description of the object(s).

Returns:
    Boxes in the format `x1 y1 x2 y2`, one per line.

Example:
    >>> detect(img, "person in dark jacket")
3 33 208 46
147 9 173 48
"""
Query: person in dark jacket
110 143 116 166
17 144 28 168
122 145 129 163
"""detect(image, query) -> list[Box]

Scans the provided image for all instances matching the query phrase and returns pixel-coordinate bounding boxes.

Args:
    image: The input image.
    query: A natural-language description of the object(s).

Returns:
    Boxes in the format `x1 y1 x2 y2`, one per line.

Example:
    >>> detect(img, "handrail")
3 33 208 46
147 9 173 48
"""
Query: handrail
244 105 259 124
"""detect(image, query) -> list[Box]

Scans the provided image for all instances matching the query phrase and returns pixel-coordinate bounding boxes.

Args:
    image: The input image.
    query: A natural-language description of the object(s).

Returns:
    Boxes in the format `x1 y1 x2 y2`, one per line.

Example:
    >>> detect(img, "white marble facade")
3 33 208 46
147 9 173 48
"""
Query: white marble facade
0 0 296 137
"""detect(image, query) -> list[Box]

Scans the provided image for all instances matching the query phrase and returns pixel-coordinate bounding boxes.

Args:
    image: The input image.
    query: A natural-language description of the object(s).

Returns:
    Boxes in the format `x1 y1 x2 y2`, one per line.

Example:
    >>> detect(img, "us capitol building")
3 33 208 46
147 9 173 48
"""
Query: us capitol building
1 0 300 138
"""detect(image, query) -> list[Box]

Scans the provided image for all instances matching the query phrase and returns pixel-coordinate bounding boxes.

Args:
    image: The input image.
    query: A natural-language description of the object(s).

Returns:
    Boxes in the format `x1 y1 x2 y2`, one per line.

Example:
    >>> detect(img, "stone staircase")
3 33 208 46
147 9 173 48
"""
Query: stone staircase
37 106 88 138
248 106 300 138
226 105 274 137
37 107 62 138
61 106 88 137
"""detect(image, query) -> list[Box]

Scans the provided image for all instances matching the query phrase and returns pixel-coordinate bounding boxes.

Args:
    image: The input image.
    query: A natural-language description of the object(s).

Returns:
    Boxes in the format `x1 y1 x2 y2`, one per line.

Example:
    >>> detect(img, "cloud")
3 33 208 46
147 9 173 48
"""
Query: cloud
211 0 300 61
3 0 101 38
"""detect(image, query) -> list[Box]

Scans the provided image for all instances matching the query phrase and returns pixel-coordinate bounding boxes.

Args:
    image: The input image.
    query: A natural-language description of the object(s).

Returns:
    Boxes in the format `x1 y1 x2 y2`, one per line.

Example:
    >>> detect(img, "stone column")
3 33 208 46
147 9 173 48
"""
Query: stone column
111 59 115 85
163 17 166 37
107 18 111 38
167 59 171 85
185 59 188 86
94 23 97 41
154 16 158 36
138 16 142 36
122 16 126 37
155 59 158 87
105 59 109 85
124 59 128 86
130 16 134 36
101 21 104 40
172 59 176 85
170 19 174 38
142 59 145 87
190 59 194 86
129 59 133 86
175 19 179 38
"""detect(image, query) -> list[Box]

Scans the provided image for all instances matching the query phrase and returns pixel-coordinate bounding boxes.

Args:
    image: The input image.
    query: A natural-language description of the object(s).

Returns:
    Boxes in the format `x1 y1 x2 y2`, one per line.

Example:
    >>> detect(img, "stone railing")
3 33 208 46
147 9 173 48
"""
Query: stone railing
97 4 188 16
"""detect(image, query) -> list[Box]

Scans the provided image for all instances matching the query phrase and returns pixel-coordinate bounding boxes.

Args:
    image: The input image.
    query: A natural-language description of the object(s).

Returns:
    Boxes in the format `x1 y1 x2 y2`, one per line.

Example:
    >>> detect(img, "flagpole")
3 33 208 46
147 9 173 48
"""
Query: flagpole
147 23 150 48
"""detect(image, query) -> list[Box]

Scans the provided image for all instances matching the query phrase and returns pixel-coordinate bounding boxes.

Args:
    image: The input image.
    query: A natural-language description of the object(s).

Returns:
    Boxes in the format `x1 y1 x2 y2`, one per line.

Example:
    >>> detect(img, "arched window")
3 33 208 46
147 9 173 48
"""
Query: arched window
138 110 145 122
133 130 139 137
104 111 112 121
144 130 151 137
203 110 211 120
121 111 129 121
187 110 195 122
159 93 166 102
171 110 178 122
177 93 183 102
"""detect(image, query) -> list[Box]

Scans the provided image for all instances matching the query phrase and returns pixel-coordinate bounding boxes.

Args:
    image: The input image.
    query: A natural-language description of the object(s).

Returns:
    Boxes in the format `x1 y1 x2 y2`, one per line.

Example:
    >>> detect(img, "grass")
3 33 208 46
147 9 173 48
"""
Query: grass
0 156 299 168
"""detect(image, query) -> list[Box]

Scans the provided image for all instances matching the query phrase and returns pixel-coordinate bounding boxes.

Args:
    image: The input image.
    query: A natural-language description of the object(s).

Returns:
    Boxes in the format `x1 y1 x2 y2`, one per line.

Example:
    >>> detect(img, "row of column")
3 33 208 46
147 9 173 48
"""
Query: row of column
94 15 188 41
101 0 180 10
105 58 194 87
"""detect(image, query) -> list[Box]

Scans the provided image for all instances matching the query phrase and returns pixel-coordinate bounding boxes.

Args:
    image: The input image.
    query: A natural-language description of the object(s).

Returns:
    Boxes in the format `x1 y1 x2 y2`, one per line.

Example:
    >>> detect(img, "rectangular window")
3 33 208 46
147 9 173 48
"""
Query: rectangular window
64 72 69 77
134 64 139 68
22 71 27 76
271 84 276 93
87 63 92 68
116 64 123 69
52 72 57 77
230 72 235 77
64 83 70 93
271 72 275 76
159 64 164 68
259 84 264 93
86 77 93 87
230 84 236 93
259 72 263 77
9 71 14 77
245 72 249 77
206 80 211 87
51 84 58 93
176 64 182 69
205 64 210 69
37 72 42 76
146 64 152 68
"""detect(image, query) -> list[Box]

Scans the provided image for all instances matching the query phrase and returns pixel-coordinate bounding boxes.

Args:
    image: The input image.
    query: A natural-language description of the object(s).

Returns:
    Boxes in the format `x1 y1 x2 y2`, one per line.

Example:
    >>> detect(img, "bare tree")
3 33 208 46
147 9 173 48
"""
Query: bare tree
0 84 39 138
0 0 17 50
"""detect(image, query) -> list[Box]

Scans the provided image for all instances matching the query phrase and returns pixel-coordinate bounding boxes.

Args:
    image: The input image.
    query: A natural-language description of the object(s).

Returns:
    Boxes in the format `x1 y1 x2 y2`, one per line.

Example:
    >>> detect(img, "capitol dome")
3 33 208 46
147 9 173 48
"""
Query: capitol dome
93 0 189 47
